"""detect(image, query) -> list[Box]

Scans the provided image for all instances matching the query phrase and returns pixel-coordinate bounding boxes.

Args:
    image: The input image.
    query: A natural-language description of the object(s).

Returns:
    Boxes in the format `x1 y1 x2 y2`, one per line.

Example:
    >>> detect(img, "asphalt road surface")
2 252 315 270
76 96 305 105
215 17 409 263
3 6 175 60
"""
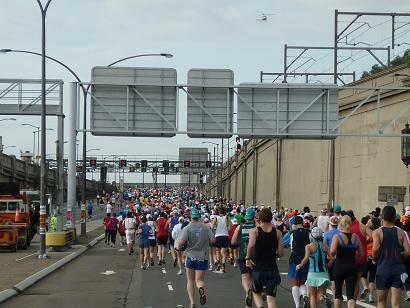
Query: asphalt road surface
3 240 382 308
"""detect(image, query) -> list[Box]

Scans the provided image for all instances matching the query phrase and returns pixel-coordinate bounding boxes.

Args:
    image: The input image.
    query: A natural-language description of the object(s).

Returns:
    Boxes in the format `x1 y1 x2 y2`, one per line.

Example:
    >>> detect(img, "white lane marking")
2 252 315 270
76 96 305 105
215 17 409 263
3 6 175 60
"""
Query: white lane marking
167 281 174 291
177 305 183 307
162 268 167 274
326 290 376 308
15 252 38 262
280 272 287 275
118 248 126 252
101 270 116 275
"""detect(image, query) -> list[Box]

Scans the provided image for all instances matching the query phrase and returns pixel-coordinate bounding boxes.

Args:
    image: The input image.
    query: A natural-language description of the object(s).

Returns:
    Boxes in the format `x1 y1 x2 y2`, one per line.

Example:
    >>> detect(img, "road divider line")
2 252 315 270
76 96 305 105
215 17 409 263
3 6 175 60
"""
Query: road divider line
162 268 167 274
15 252 37 262
166 281 174 291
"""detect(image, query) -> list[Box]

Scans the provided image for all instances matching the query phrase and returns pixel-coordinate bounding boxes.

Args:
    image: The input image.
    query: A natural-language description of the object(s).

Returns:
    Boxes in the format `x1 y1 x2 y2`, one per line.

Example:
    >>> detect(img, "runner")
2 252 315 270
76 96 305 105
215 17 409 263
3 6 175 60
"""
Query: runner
212 207 231 273
87 200 93 221
372 205 410 307
146 214 157 266
108 212 119 247
124 211 136 255
296 227 332 308
288 215 311 308
172 216 186 275
137 215 151 270
323 216 340 299
103 213 111 244
330 215 364 308
231 208 256 308
178 208 215 307
228 217 239 268
156 212 168 265
245 208 284 308
167 208 180 268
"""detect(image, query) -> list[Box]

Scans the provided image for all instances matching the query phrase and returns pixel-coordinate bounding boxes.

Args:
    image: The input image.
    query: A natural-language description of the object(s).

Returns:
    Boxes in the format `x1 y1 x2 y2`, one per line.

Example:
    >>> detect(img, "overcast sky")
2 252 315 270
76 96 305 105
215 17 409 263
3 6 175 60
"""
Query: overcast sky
1 0 409 183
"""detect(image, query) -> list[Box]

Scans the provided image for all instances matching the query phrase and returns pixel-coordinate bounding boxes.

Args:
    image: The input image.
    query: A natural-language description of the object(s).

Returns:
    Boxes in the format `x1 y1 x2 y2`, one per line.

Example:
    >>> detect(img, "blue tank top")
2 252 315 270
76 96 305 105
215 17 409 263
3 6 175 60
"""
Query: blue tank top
376 227 405 276
169 216 179 233
140 223 150 241
309 242 327 273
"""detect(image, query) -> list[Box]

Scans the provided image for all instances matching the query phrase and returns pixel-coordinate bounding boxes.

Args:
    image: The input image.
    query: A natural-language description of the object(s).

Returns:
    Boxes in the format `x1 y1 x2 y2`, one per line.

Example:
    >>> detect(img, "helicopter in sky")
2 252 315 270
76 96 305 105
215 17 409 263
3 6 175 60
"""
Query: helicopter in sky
256 11 276 22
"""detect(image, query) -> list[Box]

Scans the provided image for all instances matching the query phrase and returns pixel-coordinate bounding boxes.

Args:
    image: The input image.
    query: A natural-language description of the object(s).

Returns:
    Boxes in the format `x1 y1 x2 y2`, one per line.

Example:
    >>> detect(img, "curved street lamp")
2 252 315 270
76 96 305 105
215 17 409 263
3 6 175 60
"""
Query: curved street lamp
0 117 16 122
0 47 174 238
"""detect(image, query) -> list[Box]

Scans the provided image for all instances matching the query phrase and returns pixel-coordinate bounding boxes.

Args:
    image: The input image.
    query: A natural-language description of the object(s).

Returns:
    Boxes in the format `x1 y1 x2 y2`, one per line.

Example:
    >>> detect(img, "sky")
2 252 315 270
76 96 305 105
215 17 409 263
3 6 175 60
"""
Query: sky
0 0 409 183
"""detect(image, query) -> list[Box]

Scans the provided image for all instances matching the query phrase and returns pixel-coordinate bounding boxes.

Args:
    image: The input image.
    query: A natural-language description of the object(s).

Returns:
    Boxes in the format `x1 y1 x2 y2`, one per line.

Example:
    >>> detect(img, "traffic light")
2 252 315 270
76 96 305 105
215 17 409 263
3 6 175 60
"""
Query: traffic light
141 160 148 168
170 163 175 170
100 166 107 183
206 160 212 168
129 166 135 172
136 162 141 169
119 159 127 167
183 160 190 168
141 167 147 173
236 137 242 154
90 159 97 167
162 160 169 168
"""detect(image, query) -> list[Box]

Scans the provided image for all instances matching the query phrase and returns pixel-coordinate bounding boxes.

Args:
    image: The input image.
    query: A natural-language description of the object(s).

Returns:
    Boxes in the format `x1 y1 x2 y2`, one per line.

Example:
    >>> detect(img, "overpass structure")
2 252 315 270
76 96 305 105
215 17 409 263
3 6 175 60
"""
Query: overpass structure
0 152 114 201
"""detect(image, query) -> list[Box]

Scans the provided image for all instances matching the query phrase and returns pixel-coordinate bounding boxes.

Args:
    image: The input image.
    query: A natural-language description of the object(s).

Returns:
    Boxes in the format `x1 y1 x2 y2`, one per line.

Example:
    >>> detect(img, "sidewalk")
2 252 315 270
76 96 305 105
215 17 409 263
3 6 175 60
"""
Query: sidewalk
0 216 104 294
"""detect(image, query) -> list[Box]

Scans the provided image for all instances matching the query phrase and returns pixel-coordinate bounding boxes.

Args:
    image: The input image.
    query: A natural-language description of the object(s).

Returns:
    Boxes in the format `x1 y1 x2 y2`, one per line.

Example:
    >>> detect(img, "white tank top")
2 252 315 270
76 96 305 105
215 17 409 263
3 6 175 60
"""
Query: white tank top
215 215 229 237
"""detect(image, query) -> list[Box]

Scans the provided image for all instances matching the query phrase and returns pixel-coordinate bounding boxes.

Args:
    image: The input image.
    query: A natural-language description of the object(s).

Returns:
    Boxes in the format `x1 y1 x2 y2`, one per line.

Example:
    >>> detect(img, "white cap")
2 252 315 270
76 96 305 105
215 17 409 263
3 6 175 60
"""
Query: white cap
405 210 410 217
311 227 323 239
406 206 410 212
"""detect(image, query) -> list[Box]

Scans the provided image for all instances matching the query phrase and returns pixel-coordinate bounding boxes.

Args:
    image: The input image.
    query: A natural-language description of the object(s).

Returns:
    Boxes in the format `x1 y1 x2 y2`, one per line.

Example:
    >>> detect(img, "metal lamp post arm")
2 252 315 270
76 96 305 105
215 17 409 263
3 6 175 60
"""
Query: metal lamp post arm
107 53 171 67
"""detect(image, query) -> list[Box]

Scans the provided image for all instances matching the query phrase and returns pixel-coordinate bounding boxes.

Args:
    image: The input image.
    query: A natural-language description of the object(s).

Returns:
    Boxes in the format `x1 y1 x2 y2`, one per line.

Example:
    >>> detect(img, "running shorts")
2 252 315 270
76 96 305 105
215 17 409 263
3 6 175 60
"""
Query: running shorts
215 236 229 249
376 273 404 290
157 236 168 246
229 243 238 249
149 239 157 247
288 262 309 280
139 239 149 249
168 233 175 245
252 271 281 297
125 230 135 244
185 257 208 271
238 259 252 274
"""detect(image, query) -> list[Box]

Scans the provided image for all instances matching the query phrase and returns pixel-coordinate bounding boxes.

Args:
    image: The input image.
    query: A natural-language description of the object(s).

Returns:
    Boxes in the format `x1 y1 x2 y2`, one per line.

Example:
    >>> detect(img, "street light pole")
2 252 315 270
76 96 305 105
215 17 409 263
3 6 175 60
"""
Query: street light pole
36 0 52 259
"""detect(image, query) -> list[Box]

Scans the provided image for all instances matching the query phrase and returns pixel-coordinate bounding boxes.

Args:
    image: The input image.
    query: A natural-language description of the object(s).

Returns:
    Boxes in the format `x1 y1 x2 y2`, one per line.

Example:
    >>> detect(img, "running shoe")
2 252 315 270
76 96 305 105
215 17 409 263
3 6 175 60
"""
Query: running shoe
368 294 375 303
158 260 162 266
300 295 310 308
177 270 183 275
322 294 332 308
208 265 213 271
150 258 154 266
359 288 368 301
221 263 226 273
198 287 206 305
245 289 252 307
404 291 410 301
233 262 237 268
162 259 166 265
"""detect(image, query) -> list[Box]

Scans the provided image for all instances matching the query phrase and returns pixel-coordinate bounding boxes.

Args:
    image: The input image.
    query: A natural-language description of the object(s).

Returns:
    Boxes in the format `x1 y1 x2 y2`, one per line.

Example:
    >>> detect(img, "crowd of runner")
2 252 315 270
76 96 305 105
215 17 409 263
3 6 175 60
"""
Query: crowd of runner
99 187 410 308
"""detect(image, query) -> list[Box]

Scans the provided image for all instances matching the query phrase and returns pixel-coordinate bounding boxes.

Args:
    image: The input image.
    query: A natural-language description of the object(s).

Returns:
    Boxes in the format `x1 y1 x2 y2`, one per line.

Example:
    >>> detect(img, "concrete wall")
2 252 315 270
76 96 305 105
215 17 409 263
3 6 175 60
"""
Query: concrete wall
205 65 410 218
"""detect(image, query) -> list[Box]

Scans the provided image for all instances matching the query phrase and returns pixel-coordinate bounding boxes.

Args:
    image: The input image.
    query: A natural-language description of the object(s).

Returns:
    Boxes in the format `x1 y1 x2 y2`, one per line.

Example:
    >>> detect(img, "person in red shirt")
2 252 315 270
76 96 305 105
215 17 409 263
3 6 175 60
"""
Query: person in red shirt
228 218 239 268
156 212 168 265
103 213 111 244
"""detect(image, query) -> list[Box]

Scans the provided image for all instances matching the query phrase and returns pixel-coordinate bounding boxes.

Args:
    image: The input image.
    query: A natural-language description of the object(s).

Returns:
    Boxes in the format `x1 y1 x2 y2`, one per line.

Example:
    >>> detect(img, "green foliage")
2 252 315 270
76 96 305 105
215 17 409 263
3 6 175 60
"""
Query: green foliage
360 49 410 80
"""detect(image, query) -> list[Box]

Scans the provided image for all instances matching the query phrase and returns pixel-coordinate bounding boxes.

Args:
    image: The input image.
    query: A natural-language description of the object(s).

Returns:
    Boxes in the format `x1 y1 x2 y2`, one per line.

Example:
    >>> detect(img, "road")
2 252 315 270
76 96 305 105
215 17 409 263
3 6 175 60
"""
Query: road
2 238 382 308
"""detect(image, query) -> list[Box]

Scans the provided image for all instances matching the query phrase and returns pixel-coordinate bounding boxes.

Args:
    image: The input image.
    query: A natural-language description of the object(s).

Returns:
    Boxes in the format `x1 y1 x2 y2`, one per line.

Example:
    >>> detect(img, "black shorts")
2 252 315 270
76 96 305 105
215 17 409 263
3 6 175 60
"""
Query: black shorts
328 262 335 281
356 262 367 274
229 243 238 249
157 236 168 246
238 259 252 274
215 236 229 249
149 239 157 247
252 271 281 297
168 234 175 245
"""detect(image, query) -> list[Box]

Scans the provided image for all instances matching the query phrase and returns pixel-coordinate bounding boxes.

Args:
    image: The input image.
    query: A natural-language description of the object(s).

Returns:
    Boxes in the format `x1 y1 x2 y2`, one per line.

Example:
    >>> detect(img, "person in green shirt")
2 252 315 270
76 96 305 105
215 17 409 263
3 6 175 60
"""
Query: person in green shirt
234 207 245 224
231 208 256 308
